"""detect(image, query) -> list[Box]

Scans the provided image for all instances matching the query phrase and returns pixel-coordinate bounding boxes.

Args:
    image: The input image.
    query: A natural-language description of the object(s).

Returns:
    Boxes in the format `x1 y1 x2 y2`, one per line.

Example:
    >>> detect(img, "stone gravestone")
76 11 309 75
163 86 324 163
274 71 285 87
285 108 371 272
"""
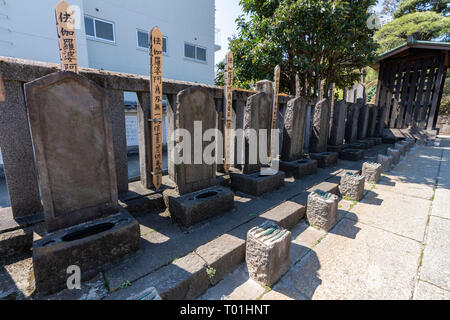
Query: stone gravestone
357 103 369 140
229 81 285 196
367 104 378 137
329 100 347 147
345 102 361 144
303 102 314 154
24 71 140 295
164 86 234 226
279 97 318 178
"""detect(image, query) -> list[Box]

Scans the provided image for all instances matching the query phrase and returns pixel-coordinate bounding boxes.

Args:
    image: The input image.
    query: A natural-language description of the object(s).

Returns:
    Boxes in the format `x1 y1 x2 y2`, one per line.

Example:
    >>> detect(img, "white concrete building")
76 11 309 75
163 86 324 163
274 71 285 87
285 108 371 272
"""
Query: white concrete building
0 0 220 159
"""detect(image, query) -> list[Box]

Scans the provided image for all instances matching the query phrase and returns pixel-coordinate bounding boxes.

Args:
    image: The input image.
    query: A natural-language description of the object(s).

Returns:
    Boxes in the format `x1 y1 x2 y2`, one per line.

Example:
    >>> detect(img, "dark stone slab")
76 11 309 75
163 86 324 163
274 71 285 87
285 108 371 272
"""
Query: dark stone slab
281 97 307 161
0 227 33 258
119 193 165 217
163 186 234 227
382 137 398 144
329 100 347 146
167 86 217 195
303 103 314 154
25 71 119 232
309 152 338 168
345 102 361 143
33 210 140 296
347 142 369 150
339 149 365 161
310 99 330 153
279 158 318 179
367 104 378 137
357 103 369 139
242 91 272 174
229 171 285 196
375 105 387 137
366 137 382 145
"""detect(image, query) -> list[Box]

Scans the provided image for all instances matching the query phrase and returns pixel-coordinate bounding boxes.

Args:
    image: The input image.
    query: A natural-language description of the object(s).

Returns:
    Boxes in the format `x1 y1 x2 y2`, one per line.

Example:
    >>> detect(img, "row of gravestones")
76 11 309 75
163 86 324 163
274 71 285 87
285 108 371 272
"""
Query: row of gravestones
7 70 382 296
245 138 416 288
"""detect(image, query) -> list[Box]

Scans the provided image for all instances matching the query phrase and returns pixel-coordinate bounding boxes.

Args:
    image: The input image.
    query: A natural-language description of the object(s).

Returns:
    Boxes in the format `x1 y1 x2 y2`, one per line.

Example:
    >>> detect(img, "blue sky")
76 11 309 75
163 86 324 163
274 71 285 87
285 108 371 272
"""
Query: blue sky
215 0 384 64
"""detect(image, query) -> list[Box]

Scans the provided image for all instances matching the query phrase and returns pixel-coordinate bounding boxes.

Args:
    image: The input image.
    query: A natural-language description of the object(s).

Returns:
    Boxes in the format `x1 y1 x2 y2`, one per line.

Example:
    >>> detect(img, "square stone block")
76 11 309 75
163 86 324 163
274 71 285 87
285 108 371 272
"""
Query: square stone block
163 186 234 227
246 221 291 286
395 143 406 156
309 152 338 168
230 171 285 196
377 154 393 172
362 162 382 184
399 140 412 152
387 148 401 165
339 172 365 201
339 148 365 161
279 158 318 179
33 210 140 296
306 190 339 231
327 144 349 152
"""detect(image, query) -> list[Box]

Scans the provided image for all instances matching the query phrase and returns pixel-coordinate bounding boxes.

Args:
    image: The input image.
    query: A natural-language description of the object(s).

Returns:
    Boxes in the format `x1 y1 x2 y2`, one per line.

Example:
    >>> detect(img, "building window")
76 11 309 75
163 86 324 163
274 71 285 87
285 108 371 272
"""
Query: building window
84 16 115 43
137 30 167 54
184 43 207 63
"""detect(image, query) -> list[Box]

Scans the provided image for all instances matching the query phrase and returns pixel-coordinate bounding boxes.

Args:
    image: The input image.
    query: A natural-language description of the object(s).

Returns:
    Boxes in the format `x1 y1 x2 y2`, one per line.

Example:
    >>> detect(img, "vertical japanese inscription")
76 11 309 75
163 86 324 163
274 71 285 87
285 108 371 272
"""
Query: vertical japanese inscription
150 27 163 189
270 65 281 157
224 51 233 172
55 0 78 73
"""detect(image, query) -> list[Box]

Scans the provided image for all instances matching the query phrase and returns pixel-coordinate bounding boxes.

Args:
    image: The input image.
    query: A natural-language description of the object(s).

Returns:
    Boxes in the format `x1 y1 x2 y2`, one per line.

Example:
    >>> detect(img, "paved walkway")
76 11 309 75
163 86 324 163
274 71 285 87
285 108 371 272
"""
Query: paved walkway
200 137 450 300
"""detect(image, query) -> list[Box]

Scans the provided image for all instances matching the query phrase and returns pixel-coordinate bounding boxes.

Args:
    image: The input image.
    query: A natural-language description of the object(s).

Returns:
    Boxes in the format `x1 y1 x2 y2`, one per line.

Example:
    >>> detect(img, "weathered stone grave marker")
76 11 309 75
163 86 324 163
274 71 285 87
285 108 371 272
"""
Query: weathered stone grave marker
279 96 318 178
25 72 140 295
229 80 285 196
377 154 393 172
306 189 339 231
328 100 348 151
164 86 234 226
357 103 369 140
309 99 338 168
340 172 365 201
246 221 291 286
345 101 361 144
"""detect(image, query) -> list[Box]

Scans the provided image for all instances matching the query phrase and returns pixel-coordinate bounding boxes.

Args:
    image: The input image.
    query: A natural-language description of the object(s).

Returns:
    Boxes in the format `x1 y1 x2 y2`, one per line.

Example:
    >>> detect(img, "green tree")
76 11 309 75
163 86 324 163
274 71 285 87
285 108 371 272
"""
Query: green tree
215 0 379 99
375 0 450 53
381 0 402 16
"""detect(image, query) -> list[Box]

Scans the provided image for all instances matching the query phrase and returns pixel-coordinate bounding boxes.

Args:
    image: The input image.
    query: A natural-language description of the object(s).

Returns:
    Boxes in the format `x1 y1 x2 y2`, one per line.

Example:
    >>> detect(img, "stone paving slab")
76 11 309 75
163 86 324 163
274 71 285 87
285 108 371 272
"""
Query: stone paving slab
271 218 422 300
348 188 430 242
419 216 450 291
413 281 450 300
431 188 450 220
290 220 326 265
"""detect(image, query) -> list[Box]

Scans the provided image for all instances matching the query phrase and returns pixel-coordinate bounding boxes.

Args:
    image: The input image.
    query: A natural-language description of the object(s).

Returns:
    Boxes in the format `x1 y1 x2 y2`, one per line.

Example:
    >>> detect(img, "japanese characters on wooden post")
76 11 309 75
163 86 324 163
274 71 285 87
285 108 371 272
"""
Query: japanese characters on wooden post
271 65 281 158
55 0 78 73
224 51 233 173
149 27 163 189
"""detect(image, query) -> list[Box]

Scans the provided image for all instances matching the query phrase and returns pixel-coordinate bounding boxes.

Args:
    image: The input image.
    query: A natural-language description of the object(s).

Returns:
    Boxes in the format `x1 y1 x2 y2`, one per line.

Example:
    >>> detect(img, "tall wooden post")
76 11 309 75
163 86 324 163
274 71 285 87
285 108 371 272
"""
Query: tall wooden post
270 65 281 158
295 73 300 98
224 51 233 173
149 27 163 189
55 0 78 73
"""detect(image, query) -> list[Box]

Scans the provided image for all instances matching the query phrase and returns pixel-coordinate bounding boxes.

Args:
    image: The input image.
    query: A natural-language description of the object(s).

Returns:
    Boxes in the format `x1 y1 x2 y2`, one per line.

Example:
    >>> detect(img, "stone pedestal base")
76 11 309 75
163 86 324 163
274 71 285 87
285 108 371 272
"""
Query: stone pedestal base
339 149 365 161
306 190 339 231
358 139 376 148
367 137 382 145
339 172 365 201
163 186 234 227
246 221 291 286
230 171 285 196
387 148 401 165
377 154 393 172
395 143 406 156
279 159 318 179
33 210 140 296
327 144 349 152
382 137 398 144
309 152 338 168
362 162 382 184
347 142 368 150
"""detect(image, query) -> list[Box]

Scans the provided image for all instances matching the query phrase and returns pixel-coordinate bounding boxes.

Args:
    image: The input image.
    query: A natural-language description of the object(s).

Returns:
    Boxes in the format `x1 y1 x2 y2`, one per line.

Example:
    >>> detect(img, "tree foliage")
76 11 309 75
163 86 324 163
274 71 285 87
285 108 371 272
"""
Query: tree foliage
394 0 450 18
381 0 402 16
215 0 378 99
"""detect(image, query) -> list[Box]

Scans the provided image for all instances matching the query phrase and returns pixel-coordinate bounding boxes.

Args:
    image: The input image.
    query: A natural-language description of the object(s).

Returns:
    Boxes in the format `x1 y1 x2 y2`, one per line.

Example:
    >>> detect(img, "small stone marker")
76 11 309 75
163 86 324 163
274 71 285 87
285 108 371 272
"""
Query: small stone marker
310 99 330 153
306 189 339 231
362 162 382 184
340 172 365 201
246 221 291 286
387 148 401 165
377 154 393 172
148 27 164 189
224 51 233 173
55 0 78 73
394 143 406 156
399 140 411 152
329 100 347 146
